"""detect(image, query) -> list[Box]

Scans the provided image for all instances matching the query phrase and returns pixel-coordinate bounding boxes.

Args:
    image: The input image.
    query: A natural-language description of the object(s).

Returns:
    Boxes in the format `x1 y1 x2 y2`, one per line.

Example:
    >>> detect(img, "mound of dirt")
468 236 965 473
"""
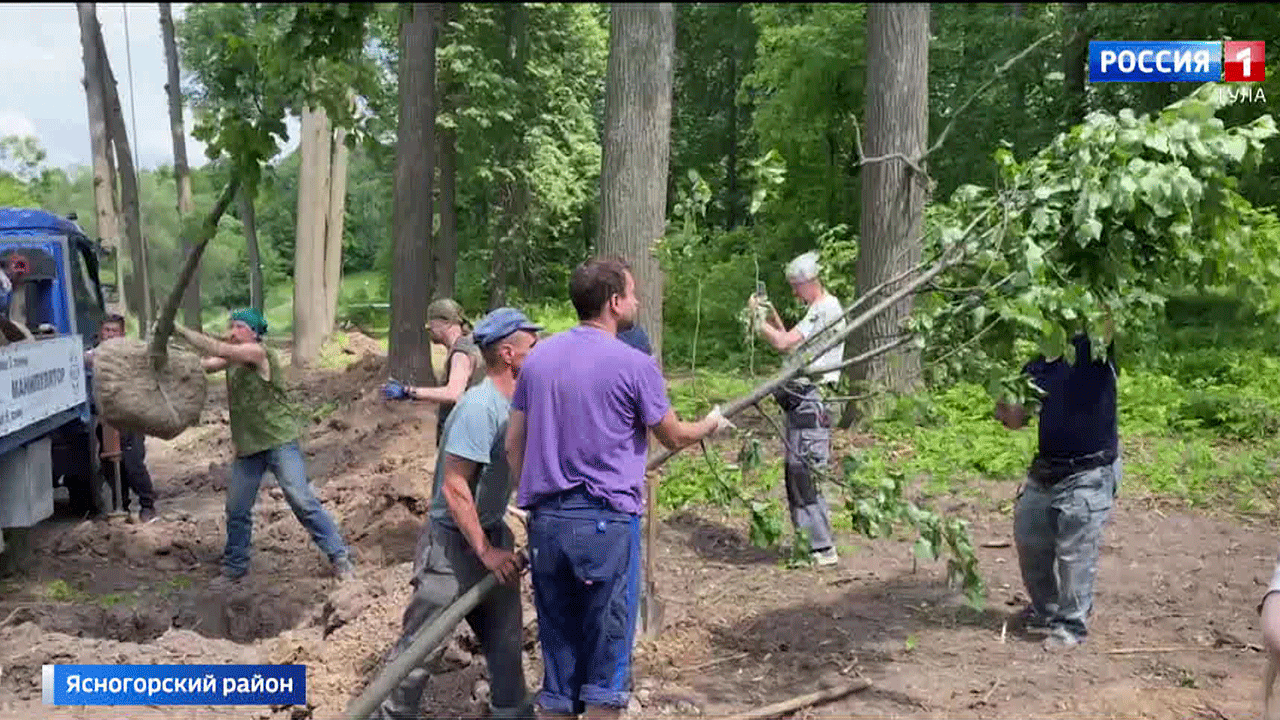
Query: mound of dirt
0 621 260 705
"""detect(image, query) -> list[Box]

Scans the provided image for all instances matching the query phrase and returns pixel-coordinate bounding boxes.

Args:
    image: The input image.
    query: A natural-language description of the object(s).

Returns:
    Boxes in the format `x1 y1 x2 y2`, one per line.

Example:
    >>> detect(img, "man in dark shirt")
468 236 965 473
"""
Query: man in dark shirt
617 325 651 355
995 331 1120 650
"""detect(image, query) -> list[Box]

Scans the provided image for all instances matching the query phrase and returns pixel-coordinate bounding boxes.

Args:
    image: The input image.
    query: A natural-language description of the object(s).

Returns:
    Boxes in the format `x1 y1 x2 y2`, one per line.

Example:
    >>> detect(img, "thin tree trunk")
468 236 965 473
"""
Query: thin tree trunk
598 2 676 365
388 3 438 386
725 24 738 231
487 3 528 311
94 15 151 339
434 3 459 299
159 1 198 328
239 186 264 313
292 105 332 367
844 2 929 427
324 125 349 331
436 129 458 300
1063 3 1088 125
77 2 126 320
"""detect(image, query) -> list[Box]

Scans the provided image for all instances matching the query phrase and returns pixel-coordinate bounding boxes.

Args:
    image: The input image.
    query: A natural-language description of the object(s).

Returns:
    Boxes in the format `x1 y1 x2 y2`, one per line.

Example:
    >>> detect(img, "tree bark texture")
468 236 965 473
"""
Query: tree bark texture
434 3 459 300
1062 3 1088 126
292 106 333 367
324 124 349 330
598 2 676 365
847 2 929 421
94 14 151 337
159 1 199 328
77 2 126 320
388 2 438 386
239 186 264 313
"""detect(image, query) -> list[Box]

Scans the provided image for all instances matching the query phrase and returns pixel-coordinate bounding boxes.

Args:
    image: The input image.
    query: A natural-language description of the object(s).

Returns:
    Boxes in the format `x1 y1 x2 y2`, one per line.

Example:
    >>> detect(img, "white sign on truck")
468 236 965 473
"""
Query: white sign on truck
0 335 85 438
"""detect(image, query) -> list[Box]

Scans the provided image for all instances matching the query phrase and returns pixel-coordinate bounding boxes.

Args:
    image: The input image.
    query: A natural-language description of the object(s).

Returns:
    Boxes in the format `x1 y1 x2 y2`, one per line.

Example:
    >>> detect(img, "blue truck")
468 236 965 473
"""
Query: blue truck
0 208 112 558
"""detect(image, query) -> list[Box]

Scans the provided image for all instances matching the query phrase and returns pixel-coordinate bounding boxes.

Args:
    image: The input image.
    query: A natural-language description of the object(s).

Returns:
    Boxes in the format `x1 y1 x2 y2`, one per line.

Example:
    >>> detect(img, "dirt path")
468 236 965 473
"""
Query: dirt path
1 335 1276 719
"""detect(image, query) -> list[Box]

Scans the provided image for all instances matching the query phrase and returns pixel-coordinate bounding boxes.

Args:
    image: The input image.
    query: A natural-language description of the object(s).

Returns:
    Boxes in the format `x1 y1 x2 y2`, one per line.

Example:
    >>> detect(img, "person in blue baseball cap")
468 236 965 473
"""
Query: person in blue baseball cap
374 306 541 720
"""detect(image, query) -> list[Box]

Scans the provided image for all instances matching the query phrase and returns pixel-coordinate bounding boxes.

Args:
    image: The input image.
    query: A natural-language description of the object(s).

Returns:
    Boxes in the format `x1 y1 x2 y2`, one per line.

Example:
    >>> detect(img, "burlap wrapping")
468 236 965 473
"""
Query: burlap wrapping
92 337 207 440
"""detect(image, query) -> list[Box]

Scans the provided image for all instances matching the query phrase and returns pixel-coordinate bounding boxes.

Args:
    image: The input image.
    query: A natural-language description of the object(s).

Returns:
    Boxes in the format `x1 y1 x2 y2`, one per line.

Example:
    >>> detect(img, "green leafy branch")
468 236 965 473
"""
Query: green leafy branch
844 464 985 609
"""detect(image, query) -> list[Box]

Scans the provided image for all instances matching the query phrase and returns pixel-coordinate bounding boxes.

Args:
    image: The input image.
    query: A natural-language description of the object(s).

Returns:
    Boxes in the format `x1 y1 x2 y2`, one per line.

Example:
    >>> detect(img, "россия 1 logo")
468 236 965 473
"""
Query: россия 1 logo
1089 40 1265 83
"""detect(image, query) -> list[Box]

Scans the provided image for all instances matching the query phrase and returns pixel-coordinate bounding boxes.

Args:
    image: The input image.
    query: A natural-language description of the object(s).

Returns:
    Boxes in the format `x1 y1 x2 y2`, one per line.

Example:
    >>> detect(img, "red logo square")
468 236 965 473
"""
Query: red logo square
1224 41 1266 82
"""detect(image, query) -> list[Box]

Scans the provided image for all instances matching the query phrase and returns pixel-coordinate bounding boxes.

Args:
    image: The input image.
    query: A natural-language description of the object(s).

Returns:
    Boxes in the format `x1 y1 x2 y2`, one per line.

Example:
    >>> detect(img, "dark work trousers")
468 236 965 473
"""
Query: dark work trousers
373 518 530 720
771 379 835 552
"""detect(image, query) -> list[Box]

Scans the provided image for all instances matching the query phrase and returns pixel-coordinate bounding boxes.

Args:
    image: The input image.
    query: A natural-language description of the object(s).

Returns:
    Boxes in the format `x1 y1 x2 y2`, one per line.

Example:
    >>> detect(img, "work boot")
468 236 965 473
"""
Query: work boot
1042 625 1082 651
1012 605 1052 636
812 547 839 567
138 506 157 524
210 571 247 594
332 555 355 581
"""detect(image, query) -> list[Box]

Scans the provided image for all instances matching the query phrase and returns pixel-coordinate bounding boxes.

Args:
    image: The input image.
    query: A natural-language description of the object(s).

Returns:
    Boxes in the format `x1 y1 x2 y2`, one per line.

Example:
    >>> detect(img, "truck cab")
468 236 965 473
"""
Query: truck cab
0 208 112 557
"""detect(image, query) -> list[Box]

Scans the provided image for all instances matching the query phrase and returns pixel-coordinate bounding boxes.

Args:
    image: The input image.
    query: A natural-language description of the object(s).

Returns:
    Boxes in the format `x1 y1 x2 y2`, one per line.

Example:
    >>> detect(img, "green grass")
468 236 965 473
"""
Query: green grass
657 344 1280 525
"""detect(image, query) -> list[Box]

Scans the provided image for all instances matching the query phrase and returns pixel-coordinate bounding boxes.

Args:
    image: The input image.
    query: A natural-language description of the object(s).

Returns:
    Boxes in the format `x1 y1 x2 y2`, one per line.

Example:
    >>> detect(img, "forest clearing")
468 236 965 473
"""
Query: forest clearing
0 329 1277 720
2 3 1280 720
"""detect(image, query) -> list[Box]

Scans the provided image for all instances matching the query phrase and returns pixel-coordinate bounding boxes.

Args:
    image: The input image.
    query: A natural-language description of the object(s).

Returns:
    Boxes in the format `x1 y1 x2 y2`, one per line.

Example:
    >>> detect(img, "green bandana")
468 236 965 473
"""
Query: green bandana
230 308 268 337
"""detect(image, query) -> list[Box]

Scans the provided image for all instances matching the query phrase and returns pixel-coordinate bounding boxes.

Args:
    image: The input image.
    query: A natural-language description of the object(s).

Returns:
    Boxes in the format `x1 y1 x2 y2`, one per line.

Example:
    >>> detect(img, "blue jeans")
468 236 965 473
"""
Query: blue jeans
528 487 641 715
223 441 348 578
1013 459 1118 639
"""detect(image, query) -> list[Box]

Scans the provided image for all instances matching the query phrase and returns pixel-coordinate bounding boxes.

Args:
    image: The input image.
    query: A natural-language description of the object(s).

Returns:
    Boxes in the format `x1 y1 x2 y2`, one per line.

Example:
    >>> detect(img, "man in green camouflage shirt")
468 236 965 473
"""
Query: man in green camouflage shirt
176 308 353 589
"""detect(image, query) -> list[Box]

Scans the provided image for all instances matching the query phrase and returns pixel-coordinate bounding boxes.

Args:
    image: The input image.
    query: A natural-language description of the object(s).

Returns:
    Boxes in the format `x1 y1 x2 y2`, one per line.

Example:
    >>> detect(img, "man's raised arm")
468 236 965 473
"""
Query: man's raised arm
174 325 265 368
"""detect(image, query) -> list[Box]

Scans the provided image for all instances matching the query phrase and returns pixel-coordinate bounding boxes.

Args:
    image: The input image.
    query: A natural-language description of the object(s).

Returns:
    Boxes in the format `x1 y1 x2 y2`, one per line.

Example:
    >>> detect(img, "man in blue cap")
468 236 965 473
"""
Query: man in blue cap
374 307 542 720
175 309 353 589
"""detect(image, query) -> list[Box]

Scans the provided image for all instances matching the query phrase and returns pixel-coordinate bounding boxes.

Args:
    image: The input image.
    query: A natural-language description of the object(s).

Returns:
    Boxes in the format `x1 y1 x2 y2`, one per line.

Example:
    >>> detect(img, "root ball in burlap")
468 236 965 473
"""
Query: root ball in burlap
92 337 207 440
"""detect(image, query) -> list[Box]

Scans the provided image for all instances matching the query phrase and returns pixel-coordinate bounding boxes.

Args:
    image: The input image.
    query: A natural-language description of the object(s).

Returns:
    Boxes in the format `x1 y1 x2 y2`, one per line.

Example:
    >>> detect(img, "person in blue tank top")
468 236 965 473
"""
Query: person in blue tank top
996 329 1121 651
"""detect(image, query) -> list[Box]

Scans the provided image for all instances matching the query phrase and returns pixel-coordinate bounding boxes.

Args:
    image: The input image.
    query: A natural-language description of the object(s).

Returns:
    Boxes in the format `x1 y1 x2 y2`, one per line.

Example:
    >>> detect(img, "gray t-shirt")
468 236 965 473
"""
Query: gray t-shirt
429 376 514 531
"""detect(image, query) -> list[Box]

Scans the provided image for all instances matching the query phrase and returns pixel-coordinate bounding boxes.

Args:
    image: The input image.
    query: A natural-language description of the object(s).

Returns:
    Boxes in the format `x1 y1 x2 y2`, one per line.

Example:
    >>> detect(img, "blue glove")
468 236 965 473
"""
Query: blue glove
382 381 409 401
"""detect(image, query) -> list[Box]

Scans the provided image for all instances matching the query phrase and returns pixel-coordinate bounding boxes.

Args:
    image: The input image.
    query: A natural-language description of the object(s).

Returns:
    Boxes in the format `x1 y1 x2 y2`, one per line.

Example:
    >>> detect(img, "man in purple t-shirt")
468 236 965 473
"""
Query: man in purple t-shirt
505 256 732 719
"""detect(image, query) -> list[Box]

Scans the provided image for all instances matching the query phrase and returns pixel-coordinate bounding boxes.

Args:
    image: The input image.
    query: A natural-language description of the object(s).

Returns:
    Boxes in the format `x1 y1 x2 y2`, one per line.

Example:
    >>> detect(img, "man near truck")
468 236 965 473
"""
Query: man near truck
0 254 26 318
84 314 158 522
174 309 353 588
374 307 542 720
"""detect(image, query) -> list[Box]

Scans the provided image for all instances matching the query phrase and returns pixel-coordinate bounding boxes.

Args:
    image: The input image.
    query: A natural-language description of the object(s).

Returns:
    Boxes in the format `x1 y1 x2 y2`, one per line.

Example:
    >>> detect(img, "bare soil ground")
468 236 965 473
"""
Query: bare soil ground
0 332 1276 719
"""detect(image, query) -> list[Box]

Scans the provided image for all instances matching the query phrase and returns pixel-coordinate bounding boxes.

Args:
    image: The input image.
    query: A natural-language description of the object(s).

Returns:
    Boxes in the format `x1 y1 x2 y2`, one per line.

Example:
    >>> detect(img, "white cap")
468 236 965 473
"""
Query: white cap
785 251 821 283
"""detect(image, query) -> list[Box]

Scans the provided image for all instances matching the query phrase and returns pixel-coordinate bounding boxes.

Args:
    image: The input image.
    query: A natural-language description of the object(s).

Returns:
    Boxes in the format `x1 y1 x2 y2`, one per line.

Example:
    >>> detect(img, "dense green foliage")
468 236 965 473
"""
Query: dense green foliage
10 2 1280 603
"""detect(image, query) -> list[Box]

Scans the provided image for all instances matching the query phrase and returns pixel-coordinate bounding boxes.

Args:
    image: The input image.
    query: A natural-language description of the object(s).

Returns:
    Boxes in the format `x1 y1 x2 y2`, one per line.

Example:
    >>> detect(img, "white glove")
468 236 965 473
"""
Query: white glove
705 405 735 434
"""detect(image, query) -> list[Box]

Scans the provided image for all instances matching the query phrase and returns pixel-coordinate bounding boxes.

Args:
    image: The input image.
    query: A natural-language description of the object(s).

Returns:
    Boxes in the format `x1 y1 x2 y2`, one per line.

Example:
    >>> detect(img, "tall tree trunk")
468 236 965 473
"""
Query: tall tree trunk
77 2 126 320
486 3 529 311
844 2 929 427
94 15 151 339
1062 3 1088 126
324 125 349 331
725 21 739 231
159 1 198 328
434 3 459 299
598 3 676 365
239 186 264 313
388 3 438 386
292 106 332 366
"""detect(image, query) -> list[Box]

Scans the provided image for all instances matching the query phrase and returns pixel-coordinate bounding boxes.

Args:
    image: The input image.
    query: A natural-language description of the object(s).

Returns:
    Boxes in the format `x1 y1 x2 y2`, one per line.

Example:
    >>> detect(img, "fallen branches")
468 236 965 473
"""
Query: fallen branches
719 679 873 720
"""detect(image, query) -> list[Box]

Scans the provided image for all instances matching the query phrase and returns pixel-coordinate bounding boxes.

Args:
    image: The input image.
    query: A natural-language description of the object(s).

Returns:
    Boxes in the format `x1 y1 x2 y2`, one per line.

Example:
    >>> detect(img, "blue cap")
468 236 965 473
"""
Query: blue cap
472 307 543 348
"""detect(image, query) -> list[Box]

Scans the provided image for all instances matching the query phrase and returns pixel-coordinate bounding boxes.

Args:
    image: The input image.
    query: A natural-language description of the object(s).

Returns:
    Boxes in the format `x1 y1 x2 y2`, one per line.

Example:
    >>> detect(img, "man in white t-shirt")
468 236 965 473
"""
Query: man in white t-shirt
748 251 844 566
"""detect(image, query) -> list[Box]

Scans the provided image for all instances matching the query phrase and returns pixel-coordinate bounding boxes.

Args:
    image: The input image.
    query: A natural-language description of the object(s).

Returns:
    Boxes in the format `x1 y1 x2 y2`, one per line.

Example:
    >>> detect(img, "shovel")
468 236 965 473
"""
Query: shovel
639 470 665 639
99 421 128 524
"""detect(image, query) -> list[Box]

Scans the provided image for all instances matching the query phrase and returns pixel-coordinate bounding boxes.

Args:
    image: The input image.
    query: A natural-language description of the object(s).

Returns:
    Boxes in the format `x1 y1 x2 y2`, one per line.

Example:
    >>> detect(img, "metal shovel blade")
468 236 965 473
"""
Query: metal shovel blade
639 478 665 639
